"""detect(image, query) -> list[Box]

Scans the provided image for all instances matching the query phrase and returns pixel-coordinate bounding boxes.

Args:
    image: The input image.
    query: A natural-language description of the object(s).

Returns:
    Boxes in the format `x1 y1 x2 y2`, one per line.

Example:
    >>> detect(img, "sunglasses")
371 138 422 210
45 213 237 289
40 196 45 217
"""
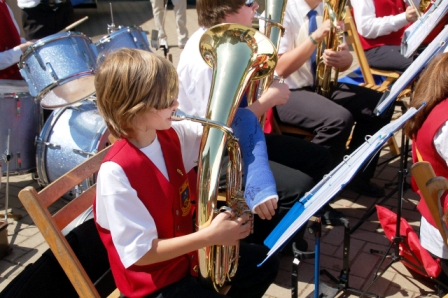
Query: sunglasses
245 0 255 7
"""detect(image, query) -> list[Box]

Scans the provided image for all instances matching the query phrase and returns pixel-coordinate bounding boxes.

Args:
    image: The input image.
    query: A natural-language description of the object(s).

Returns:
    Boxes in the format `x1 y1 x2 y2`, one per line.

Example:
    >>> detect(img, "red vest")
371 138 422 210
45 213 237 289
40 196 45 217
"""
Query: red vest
94 128 198 297
356 0 408 51
0 2 23 80
412 98 448 228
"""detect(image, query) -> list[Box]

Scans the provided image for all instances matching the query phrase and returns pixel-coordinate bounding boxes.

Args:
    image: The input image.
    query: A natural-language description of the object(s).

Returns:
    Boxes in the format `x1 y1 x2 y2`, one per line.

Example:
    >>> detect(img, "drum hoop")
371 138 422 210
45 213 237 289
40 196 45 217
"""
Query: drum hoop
37 71 96 106
20 32 91 64
96 25 143 44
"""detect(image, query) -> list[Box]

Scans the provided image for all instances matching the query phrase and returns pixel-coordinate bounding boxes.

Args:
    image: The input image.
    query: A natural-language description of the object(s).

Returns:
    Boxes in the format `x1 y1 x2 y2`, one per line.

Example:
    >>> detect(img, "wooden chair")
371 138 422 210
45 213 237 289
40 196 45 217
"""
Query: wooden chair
18 146 118 298
344 7 403 92
411 161 448 248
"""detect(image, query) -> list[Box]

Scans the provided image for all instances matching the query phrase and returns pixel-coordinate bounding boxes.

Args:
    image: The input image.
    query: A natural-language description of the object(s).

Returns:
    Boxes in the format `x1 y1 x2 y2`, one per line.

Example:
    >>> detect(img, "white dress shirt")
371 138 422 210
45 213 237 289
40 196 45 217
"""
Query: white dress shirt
278 0 323 89
351 0 410 39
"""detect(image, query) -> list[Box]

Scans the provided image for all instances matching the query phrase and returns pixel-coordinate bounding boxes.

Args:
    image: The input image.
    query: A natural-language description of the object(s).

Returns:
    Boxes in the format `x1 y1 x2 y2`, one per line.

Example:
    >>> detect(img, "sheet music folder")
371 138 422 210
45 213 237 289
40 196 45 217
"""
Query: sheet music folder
374 25 448 116
259 106 424 266
401 0 448 58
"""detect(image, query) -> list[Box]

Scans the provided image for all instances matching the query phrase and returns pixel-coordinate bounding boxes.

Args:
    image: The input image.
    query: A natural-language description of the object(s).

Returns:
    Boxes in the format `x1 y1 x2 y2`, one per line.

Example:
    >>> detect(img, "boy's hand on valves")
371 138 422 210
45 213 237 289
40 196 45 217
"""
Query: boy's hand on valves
209 212 251 246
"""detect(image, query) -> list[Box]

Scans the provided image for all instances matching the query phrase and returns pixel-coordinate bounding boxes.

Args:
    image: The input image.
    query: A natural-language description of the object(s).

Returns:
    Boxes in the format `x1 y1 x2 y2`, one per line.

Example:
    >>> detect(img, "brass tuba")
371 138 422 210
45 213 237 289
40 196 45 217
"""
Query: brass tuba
173 23 277 292
315 0 348 97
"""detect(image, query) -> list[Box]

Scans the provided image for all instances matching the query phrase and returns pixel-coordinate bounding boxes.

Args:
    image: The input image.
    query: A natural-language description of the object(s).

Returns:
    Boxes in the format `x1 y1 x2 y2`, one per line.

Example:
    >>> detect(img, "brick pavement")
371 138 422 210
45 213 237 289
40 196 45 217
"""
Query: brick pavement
0 1 443 297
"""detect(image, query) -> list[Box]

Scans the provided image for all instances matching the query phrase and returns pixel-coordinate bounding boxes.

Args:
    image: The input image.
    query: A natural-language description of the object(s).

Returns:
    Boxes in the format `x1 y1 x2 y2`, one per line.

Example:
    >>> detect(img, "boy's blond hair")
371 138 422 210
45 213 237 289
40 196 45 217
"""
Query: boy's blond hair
94 48 178 139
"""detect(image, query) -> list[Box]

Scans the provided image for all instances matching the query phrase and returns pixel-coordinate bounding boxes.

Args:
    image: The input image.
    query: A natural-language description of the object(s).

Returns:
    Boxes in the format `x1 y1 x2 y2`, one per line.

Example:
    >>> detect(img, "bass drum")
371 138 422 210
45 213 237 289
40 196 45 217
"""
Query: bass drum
36 100 110 200
0 80 40 175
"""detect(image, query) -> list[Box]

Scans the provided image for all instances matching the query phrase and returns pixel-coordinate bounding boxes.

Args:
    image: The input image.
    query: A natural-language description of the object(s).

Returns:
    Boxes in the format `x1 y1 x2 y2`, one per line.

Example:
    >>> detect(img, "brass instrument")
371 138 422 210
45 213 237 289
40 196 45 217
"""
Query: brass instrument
250 0 288 127
315 0 348 97
173 23 277 292
419 0 432 13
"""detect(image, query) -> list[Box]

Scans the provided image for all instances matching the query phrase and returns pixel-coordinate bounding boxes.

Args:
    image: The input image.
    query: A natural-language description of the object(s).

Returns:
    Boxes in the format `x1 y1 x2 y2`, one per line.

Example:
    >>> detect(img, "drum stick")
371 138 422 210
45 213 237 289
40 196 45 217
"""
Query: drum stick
59 16 89 33
405 0 422 19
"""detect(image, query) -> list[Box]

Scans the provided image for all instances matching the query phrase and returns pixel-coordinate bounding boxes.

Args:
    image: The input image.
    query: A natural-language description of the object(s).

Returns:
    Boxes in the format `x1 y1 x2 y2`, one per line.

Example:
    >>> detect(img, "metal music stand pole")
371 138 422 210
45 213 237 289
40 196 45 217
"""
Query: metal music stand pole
351 85 412 234
359 125 411 297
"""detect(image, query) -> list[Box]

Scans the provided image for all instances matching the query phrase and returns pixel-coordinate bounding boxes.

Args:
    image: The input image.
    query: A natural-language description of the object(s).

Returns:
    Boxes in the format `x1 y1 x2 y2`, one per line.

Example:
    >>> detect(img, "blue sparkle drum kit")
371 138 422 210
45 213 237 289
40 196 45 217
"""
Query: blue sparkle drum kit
2 24 152 200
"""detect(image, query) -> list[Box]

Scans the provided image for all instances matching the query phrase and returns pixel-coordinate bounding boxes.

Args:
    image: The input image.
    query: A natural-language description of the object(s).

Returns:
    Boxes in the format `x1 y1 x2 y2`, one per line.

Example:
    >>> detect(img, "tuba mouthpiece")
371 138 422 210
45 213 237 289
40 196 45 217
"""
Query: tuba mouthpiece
171 109 187 121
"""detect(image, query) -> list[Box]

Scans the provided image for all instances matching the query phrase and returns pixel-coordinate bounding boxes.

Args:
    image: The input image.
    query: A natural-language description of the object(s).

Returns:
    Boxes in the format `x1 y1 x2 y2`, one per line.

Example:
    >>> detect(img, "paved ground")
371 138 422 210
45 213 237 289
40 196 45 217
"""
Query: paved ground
0 1 443 297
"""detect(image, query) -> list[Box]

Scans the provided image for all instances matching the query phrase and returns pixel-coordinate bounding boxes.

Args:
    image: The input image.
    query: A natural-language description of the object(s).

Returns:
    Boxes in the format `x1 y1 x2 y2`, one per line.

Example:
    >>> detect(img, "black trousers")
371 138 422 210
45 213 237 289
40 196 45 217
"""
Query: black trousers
142 243 280 298
365 45 413 73
22 1 75 40
275 83 394 181
220 133 333 244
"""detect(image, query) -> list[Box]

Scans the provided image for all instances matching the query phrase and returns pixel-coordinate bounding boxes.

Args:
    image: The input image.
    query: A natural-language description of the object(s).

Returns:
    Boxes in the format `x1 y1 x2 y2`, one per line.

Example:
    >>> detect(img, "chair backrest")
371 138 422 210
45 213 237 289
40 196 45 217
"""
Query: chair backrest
18 146 111 298
344 6 401 92
411 161 448 248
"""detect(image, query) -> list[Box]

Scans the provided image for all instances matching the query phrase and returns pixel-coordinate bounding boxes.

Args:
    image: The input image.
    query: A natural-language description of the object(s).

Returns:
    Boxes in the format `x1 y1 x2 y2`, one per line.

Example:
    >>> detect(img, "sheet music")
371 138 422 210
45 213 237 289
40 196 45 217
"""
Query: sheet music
401 0 448 58
259 106 423 265
375 25 448 115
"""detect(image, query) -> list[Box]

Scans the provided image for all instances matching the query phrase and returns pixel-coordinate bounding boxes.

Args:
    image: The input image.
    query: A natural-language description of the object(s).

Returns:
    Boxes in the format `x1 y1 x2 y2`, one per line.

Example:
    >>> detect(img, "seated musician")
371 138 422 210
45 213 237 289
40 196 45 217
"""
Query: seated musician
93 48 279 298
404 52 448 297
274 0 393 197
177 0 338 252
0 1 33 77
351 0 417 73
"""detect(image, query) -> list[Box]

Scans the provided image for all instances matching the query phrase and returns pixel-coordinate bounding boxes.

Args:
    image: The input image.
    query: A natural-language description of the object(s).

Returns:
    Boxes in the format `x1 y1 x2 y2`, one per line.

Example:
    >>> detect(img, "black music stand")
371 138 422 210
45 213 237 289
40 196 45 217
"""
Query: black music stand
350 98 411 234
358 119 414 296
291 217 378 298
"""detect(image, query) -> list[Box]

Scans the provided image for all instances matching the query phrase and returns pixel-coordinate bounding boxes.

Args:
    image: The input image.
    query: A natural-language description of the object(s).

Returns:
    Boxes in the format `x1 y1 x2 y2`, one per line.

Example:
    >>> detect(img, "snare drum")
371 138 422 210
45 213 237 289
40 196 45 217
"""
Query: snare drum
0 80 40 174
95 26 151 64
19 32 98 109
36 100 110 200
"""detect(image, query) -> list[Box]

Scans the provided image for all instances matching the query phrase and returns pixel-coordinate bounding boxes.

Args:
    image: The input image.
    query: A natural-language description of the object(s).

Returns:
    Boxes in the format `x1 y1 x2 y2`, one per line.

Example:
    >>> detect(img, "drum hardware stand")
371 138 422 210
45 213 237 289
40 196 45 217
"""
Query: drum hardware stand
107 3 117 34
1 130 23 221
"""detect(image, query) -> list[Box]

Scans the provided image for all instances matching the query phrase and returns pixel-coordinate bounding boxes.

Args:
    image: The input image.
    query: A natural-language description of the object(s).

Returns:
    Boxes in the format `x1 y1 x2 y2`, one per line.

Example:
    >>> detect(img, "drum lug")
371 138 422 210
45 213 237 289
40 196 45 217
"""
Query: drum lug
46 63 59 81
35 137 61 149
72 149 95 157
32 50 47 71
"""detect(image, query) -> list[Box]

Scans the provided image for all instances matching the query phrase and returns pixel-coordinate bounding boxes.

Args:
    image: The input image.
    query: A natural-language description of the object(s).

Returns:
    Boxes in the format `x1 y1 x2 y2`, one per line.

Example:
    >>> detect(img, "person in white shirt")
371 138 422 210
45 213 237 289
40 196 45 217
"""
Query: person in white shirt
17 0 75 40
274 0 393 198
178 0 338 252
405 52 448 297
351 0 417 72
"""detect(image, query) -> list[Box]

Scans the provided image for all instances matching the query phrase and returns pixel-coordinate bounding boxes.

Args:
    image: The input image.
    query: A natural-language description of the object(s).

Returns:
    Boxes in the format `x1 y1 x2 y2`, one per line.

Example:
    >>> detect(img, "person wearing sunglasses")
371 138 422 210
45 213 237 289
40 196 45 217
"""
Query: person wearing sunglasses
177 0 337 256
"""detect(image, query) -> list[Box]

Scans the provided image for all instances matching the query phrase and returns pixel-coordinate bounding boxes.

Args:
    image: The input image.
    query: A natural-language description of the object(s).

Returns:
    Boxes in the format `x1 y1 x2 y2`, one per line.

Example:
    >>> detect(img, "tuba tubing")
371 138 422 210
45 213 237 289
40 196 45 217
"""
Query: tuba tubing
250 0 288 127
194 23 277 291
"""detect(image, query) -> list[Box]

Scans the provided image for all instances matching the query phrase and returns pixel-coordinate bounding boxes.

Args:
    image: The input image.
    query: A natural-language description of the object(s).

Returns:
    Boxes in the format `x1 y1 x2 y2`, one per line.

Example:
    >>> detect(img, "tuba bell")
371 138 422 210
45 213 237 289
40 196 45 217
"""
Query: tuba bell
174 23 276 292
315 0 348 97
